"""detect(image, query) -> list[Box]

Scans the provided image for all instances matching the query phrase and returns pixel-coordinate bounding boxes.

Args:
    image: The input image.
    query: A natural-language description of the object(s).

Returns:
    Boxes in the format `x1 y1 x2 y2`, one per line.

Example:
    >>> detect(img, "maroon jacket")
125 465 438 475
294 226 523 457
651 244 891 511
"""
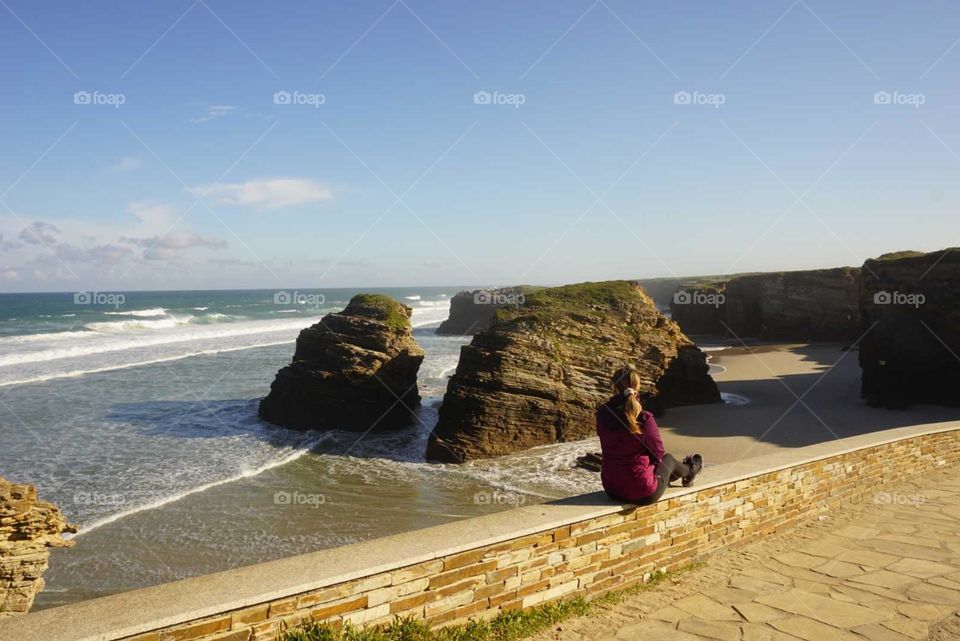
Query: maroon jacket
595 396 665 502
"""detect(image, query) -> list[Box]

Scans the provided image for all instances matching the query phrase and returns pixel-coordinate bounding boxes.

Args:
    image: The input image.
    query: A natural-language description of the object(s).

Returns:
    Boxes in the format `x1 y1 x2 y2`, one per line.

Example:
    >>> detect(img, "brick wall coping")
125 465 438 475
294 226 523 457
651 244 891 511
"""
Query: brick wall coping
2 419 958 641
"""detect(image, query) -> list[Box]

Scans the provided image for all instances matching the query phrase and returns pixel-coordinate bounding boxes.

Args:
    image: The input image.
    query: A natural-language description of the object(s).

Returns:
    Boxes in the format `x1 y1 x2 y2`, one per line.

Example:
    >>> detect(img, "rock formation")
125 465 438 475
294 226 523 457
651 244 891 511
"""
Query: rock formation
435 287 539 335
859 249 960 408
0 477 75 617
661 268 861 341
426 281 721 462
668 282 728 335
724 268 860 341
259 294 425 431
637 276 730 310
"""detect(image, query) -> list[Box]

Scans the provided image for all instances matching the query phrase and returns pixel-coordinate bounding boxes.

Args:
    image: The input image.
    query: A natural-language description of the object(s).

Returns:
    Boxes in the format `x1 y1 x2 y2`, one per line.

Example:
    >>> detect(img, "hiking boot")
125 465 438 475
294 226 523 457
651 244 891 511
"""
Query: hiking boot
682 454 703 487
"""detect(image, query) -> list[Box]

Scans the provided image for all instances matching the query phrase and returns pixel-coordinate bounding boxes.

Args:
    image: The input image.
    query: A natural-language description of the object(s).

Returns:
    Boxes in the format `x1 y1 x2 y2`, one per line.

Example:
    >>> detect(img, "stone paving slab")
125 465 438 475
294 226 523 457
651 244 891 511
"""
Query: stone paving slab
529 465 960 641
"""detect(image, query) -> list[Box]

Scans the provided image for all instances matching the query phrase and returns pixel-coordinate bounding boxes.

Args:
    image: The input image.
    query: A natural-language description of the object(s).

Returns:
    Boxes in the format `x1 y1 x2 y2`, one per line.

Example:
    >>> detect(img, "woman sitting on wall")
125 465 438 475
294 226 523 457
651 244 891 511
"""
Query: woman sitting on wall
596 365 703 504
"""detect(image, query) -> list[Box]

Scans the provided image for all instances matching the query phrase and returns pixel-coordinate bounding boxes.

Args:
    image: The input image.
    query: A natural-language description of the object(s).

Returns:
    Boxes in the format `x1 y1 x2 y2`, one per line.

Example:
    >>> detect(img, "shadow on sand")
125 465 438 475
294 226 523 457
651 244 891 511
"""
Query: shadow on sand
661 342 960 449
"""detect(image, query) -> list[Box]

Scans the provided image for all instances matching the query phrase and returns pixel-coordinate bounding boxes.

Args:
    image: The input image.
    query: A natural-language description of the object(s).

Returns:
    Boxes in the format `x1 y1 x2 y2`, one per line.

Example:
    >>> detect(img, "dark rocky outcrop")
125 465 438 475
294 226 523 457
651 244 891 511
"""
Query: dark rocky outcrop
724 268 860 341
575 451 602 472
259 294 425 431
661 268 861 341
859 249 960 408
426 281 721 462
0 478 76 617
668 282 728 335
435 287 540 335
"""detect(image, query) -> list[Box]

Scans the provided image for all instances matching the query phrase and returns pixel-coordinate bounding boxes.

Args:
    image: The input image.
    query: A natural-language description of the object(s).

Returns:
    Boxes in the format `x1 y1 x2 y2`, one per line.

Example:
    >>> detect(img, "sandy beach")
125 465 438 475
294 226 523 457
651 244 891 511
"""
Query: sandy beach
658 342 960 471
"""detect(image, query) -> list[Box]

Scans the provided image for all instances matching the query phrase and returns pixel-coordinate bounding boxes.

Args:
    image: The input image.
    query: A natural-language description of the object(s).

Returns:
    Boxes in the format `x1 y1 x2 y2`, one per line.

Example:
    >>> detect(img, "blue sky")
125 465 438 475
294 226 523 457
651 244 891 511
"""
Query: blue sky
1 0 958 292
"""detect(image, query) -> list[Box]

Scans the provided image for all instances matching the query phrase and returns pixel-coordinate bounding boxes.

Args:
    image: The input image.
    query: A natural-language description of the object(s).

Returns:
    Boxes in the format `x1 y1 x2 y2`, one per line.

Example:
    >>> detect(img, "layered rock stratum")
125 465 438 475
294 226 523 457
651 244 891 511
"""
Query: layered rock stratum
435 287 540 335
259 294 425 431
859 249 960 408
0 478 75 617
426 281 721 462
665 267 861 341
723 267 861 340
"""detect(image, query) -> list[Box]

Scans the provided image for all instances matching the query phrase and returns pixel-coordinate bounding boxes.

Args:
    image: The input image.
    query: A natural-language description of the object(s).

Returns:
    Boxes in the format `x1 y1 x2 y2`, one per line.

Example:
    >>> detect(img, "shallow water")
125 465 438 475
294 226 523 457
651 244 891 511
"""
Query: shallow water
0 289 607 608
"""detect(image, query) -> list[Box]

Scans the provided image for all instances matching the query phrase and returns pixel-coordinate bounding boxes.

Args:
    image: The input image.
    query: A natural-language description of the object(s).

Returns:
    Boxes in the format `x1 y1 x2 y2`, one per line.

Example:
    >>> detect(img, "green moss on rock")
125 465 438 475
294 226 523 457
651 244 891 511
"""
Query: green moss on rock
875 250 927 262
493 280 646 328
345 294 411 330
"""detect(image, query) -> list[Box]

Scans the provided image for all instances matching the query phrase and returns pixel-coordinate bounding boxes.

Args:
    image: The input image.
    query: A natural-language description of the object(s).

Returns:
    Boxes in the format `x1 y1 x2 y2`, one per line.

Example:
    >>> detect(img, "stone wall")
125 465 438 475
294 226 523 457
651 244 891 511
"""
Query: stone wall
103 427 960 641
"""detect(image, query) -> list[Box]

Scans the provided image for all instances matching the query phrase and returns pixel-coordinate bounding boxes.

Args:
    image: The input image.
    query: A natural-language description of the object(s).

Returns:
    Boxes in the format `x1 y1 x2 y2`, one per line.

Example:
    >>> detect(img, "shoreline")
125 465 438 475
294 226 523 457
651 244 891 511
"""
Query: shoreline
31 341 960 610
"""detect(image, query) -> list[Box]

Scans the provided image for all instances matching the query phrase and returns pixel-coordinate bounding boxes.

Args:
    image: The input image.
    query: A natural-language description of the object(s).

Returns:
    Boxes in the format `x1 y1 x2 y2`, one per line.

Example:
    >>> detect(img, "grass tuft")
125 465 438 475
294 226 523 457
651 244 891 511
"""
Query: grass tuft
344 294 410 330
283 565 700 641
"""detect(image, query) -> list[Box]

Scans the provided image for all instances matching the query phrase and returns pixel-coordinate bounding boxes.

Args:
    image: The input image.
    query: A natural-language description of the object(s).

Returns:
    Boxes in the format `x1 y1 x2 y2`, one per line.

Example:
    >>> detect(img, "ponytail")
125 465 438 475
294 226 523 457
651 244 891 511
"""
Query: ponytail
610 365 644 435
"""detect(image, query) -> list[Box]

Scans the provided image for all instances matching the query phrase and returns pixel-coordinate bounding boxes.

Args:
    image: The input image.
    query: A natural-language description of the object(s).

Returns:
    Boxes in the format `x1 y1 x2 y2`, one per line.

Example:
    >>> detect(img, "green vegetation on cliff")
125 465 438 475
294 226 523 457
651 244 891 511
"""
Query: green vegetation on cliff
874 250 927 262
492 280 648 327
345 294 411 330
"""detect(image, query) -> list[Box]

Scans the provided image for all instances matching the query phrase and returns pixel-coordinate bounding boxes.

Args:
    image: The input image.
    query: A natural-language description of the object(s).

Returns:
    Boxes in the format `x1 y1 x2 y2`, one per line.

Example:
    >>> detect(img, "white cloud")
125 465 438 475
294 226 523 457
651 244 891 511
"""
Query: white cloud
55 243 133 265
123 232 228 260
3 203 226 275
191 105 237 124
0 233 19 251
191 178 333 209
19 221 60 246
125 201 178 230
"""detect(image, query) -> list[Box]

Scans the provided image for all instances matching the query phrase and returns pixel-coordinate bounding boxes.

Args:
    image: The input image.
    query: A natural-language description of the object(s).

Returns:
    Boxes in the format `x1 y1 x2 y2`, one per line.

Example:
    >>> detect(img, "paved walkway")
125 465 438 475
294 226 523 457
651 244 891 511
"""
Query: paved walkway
531 467 960 641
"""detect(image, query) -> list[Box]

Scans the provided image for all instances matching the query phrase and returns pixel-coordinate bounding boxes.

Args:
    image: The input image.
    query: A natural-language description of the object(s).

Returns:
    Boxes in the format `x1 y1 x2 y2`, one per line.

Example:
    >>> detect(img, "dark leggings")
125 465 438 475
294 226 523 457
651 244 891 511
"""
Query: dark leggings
640 454 690 505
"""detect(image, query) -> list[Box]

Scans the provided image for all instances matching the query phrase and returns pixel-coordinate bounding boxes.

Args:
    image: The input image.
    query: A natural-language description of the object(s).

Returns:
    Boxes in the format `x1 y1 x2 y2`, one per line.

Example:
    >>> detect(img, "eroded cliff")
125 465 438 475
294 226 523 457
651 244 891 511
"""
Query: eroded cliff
259 294 425 431
859 249 960 408
435 287 540 335
426 281 721 462
665 267 861 341
0 478 75 617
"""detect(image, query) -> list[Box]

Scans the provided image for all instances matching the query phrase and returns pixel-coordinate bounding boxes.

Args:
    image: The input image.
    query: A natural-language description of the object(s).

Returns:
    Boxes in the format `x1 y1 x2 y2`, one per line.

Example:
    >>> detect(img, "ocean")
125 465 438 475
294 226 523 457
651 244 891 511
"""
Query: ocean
0 289 603 608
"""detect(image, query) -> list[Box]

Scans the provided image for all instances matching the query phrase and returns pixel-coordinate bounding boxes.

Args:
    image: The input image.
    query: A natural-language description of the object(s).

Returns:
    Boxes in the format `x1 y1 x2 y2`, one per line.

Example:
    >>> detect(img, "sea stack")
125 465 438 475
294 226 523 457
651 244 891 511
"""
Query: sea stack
0 477 76 617
435 287 536 335
259 294 425 431
426 281 721 462
859 249 960 408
